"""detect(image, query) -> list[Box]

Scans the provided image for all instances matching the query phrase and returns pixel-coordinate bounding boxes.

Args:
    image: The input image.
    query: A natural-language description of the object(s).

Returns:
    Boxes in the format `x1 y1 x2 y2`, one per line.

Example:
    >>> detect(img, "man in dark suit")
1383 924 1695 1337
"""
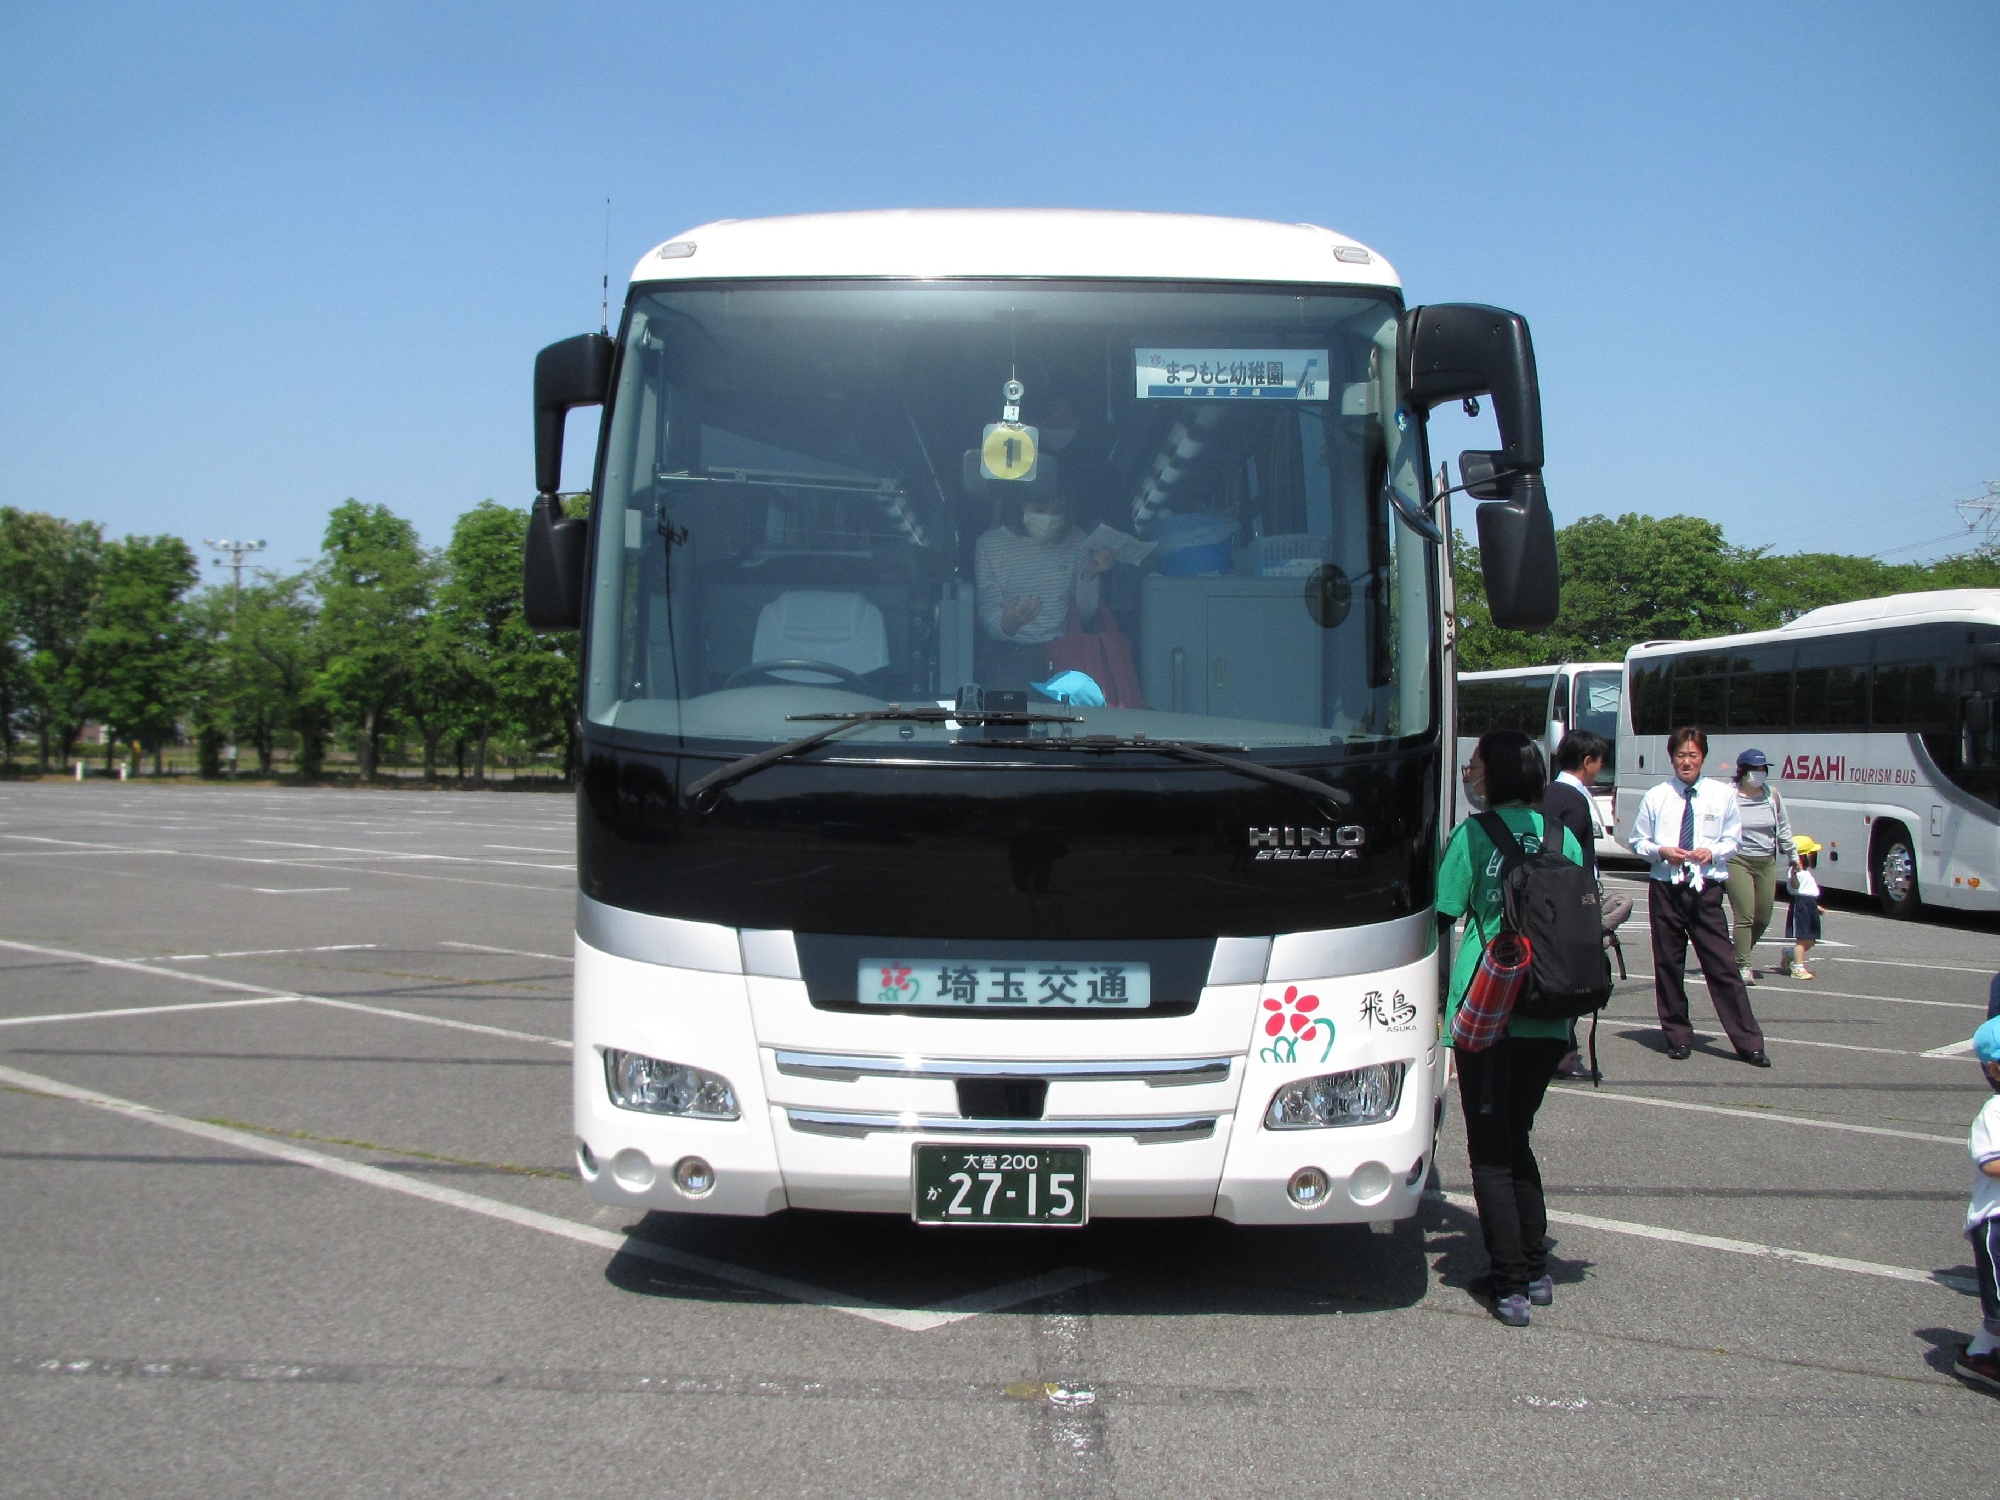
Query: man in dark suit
1538 730 1627 1079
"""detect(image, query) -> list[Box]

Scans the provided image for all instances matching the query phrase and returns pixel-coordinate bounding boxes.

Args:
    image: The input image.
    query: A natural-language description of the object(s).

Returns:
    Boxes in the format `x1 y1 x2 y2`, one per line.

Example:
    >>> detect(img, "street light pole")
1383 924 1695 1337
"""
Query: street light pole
204 539 267 602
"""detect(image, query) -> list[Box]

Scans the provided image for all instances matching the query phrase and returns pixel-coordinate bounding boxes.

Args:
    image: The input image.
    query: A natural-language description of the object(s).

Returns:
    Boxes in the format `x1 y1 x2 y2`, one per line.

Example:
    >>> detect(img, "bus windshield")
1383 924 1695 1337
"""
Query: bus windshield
587 280 1435 752
1572 669 1621 783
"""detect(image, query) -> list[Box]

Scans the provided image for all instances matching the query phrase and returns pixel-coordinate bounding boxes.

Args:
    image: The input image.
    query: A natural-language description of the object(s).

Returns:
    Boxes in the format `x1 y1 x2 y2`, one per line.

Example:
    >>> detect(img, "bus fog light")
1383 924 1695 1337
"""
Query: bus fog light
672 1156 716 1197
611 1149 655 1189
604 1049 739 1119
1286 1166 1331 1208
1265 1061 1408 1129
1348 1161 1393 1205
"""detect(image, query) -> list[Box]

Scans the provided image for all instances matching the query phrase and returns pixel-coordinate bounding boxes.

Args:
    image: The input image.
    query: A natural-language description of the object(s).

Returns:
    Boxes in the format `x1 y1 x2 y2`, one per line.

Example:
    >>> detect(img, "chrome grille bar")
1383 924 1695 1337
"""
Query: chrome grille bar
783 1109 1218 1142
772 1050 1233 1086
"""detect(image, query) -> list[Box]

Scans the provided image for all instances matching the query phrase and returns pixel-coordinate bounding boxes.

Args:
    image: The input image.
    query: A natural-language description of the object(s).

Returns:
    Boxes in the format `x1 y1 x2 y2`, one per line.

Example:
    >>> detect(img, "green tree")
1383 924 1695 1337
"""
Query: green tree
494 495 585 777
315 500 434 778
191 570 328 776
78 534 199 772
0 509 105 770
435 500 526 780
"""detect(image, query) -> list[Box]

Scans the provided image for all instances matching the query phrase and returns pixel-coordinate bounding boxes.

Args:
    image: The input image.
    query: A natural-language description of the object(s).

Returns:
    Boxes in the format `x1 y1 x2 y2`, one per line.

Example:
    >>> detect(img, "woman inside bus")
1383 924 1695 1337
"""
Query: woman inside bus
973 483 1117 689
1437 728 1584 1327
1722 747 1798 984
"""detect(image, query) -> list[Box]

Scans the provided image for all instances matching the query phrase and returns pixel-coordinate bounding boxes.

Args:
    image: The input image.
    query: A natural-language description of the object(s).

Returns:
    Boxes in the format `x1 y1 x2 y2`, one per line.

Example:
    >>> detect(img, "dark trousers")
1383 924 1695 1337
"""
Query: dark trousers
1649 879 1765 1052
1454 1036 1569 1297
1973 1217 2000 1337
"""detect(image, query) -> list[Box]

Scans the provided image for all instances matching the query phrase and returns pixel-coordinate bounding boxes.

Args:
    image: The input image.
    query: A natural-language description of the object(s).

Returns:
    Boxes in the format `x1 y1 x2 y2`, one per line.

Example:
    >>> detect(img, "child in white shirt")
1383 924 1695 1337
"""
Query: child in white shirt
1785 837 1823 980
1951 1017 2000 1393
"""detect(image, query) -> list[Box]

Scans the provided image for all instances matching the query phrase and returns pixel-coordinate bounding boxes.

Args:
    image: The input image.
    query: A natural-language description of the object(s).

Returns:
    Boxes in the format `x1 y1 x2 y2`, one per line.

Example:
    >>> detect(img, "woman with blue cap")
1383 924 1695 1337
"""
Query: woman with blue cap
1723 747 1797 984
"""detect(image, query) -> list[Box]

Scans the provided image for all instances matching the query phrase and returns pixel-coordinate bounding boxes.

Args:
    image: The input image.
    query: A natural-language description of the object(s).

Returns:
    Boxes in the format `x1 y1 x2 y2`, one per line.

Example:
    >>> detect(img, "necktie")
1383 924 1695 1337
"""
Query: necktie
1678 785 1698 882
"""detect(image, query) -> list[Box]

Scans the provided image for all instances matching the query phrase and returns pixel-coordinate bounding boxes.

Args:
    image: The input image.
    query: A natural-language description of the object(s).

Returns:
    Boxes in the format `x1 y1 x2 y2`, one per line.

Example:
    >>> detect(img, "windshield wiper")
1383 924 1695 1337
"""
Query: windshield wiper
977 734 1354 809
684 707 1082 810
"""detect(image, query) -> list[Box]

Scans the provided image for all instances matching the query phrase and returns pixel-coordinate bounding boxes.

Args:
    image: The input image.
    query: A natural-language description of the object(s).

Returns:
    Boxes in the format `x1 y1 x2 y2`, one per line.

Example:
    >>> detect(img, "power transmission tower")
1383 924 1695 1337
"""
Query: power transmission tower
1956 481 2000 549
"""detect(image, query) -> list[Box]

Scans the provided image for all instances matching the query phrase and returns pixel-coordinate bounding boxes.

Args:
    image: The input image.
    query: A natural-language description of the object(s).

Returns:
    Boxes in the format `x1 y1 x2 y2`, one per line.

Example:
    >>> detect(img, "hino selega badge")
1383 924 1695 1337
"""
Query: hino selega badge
1249 825 1365 860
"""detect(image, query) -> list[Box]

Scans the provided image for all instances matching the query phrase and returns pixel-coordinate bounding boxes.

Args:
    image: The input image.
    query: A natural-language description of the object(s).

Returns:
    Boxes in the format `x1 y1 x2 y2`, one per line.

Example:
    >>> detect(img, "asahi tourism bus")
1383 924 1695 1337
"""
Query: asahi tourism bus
522 210 1560 1227
1454 662 1625 857
1615 591 2000 918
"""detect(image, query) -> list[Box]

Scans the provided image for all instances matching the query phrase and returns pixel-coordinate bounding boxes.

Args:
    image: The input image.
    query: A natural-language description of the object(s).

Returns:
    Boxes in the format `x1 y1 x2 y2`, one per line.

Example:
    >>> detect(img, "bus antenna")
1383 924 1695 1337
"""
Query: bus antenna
600 198 611 336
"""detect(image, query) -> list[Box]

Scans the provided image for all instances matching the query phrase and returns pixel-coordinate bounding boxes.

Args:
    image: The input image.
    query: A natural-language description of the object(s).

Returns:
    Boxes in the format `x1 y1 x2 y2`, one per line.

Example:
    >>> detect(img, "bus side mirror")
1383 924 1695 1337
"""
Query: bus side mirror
524 333 614 632
1400 304 1559 631
524 493 589 630
535 333 615 496
1473 475 1559 632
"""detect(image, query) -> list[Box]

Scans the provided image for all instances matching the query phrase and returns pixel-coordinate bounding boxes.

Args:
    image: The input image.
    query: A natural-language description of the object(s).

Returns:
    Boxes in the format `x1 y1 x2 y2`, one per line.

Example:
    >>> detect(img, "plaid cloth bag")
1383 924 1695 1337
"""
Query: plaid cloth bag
1450 930 1532 1052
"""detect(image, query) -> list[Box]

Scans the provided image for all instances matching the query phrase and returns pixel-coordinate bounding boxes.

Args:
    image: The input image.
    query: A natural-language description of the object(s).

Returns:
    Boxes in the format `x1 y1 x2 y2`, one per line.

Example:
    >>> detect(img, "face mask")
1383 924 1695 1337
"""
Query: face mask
1022 510 1062 542
1461 770 1487 812
1042 426 1078 452
1747 769 1767 788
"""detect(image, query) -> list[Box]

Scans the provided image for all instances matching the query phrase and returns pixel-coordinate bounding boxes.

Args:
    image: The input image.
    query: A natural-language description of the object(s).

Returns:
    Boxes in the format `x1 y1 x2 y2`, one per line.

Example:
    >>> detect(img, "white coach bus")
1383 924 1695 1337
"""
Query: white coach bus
521 209 1563 1228
1616 590 2000 917
1455 663 1625 856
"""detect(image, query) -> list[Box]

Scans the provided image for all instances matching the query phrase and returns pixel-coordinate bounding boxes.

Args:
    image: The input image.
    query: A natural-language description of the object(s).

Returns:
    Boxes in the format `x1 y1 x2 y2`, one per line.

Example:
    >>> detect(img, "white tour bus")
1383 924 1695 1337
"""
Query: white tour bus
1616 590 2000 917
1455 663 1625 857
522 209 1562 1228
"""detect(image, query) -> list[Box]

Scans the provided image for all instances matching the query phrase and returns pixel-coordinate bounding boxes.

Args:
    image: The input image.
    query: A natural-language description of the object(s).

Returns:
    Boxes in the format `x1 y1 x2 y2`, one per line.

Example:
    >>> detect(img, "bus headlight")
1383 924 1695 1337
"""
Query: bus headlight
603 1049 740 1119
1265 1061 1407 1130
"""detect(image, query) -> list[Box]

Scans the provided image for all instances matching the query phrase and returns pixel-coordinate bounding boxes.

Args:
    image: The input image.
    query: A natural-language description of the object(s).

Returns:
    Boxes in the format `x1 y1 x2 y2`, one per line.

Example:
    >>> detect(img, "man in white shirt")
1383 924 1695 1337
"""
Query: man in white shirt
1627 726 1770 1067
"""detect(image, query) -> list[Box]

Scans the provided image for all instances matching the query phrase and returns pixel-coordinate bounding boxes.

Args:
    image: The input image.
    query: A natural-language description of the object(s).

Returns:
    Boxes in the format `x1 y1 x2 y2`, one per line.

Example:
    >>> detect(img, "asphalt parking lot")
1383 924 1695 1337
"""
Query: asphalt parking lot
2 782 1994 1498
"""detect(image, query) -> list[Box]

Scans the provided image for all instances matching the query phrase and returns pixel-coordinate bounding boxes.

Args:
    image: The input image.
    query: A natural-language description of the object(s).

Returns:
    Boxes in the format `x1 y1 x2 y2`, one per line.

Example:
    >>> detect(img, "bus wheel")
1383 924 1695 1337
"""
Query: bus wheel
1871 823 1920 919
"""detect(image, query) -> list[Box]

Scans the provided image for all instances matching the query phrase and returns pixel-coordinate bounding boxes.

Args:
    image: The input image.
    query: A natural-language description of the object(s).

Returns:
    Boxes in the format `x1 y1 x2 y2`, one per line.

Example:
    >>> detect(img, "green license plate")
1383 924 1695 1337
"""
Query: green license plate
912 1145 1088 1225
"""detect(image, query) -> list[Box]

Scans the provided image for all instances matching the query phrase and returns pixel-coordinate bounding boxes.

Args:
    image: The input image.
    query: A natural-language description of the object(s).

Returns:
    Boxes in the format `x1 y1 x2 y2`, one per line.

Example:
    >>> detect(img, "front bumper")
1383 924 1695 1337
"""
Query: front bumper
572 930 1440 1226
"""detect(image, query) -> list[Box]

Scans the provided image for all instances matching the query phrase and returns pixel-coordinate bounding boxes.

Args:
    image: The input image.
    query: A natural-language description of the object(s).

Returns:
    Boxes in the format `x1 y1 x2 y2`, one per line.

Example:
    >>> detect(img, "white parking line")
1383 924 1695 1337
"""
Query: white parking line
1434 1190 1974 1295
1828 956 1995 976
160 945 379 961
1922 1038 1978 1059
0 1061 1102 1332
1622 970 1984 1011
441 941 571 963
1592 1013 1979 1060
5 833 572 894
1546 1083 1962 1144
0 938 570 1051
0 997 299 1028
249 887 349 895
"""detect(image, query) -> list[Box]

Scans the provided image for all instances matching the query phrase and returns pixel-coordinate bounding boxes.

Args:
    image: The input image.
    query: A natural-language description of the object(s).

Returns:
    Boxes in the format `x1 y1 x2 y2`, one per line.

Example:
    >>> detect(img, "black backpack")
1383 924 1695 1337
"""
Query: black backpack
1473 811 1613 1022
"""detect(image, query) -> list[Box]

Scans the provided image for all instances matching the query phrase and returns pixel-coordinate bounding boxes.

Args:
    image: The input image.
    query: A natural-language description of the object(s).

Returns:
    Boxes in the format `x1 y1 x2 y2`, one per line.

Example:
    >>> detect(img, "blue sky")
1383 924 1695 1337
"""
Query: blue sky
2 2 1995 583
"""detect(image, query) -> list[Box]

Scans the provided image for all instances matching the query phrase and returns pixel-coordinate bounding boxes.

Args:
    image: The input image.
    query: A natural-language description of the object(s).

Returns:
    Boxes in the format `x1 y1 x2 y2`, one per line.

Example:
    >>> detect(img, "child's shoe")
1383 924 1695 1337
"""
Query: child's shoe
1786 960 1814 980
1953 1345 2000 1393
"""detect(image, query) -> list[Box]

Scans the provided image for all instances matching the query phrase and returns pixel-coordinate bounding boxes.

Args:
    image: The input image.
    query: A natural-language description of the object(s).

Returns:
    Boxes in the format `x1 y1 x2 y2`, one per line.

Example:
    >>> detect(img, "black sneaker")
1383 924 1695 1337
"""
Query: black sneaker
1527 1275 1553 1306
1955 1345 2000 1393
1494 1294 1531 1327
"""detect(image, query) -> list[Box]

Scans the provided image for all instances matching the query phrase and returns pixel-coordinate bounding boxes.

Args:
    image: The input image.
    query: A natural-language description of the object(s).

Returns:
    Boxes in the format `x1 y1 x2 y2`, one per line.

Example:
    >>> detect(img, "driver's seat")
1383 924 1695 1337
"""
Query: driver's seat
750 591 889 684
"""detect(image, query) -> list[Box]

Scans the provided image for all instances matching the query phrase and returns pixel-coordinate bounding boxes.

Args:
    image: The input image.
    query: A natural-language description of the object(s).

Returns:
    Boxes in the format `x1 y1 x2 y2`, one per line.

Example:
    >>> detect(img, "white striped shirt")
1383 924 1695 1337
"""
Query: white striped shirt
974 526 1101 644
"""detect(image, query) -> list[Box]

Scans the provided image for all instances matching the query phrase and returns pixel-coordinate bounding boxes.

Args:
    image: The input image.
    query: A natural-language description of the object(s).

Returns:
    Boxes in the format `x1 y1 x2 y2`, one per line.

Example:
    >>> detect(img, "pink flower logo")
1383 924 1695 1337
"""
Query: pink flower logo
1259 986 1335 1063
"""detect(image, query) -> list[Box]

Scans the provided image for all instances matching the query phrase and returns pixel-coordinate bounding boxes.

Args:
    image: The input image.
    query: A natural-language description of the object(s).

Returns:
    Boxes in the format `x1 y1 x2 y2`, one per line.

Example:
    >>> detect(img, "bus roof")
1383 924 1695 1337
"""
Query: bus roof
1457 661 1621 681
1629 589 2000 661
1779 589 2000 632
629 210 1400 290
